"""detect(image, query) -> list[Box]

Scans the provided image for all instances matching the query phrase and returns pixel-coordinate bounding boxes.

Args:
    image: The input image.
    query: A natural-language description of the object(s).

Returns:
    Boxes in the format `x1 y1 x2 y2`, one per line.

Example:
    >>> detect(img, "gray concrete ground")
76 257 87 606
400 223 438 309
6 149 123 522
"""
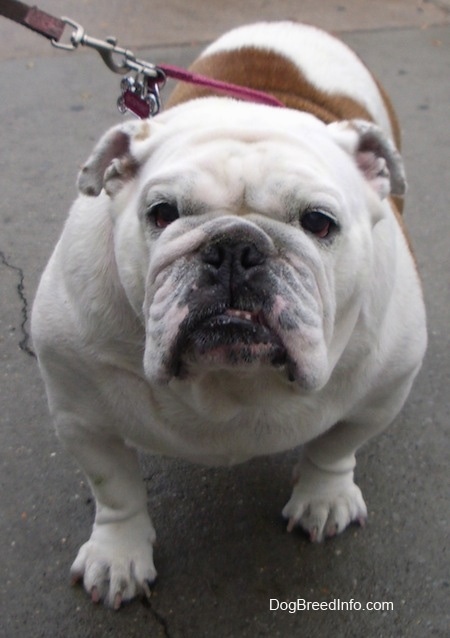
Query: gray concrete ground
1 1 449 636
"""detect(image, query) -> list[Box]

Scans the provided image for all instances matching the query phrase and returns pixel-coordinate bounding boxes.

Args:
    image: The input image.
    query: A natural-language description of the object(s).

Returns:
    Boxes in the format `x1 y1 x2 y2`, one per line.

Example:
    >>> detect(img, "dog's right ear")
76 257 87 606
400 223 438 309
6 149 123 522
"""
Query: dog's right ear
77 120 152 197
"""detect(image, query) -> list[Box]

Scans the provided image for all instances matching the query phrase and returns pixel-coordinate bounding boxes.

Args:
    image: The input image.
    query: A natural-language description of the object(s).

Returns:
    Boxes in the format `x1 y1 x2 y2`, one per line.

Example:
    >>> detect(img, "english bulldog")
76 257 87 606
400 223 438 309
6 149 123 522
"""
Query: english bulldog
31 21 427 609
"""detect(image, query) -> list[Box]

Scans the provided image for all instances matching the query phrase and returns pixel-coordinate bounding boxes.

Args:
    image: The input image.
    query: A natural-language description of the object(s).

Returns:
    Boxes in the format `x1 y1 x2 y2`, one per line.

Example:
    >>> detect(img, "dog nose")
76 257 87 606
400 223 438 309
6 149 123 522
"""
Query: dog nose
201 240 267 274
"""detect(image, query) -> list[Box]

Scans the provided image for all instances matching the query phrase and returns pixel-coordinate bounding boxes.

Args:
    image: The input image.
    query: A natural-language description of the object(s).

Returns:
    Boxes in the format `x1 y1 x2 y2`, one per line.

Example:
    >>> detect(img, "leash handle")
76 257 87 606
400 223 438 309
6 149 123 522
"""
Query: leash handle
0 0 65 40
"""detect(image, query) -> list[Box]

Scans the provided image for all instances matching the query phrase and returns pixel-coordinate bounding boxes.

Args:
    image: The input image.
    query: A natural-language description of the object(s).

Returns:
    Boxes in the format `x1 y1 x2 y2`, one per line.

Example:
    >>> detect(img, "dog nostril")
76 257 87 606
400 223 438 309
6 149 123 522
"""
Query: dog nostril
201 242 266 271
240 244 266 269
201 244 225 268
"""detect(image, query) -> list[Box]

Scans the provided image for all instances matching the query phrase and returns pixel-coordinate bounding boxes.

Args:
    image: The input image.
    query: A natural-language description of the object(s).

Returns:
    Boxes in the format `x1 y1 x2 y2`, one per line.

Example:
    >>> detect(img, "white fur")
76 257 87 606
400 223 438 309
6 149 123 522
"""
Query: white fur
31 23 426 609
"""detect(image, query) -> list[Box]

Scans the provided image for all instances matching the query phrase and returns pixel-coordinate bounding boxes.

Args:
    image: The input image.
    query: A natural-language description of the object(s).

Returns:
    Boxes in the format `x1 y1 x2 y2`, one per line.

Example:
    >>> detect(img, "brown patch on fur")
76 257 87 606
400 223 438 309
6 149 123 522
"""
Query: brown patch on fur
134 120 151 141
167 48 376 124
391 194 404 215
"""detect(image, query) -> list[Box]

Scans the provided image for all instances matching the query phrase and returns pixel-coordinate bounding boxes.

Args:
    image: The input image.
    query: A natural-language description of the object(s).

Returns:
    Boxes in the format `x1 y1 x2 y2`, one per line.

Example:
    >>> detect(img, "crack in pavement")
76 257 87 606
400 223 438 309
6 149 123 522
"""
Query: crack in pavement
146 598 172 638
2 251 172 638
0 250 36 359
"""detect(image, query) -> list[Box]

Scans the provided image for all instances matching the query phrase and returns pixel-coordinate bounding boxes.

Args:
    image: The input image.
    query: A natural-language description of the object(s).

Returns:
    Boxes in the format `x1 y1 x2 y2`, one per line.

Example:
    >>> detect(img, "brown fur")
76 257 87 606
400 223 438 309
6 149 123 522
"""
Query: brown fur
168 48 400 140
167 48 375 120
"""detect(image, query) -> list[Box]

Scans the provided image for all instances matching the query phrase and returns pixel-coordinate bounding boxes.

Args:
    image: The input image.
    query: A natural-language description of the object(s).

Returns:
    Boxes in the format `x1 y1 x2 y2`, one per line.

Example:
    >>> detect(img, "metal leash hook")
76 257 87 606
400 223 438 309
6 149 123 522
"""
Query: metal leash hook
51 17 166 118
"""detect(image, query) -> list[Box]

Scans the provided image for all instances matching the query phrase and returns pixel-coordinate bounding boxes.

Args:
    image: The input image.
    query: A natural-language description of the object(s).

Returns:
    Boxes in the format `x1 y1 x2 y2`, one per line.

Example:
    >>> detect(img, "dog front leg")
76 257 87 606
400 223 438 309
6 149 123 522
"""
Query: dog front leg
282 420 377 542
60 426 157 609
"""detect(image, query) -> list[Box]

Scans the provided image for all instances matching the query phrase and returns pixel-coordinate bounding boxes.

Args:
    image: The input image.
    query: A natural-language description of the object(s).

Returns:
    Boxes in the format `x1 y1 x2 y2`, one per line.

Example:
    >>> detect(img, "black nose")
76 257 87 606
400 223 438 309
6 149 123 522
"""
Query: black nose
201 240 267 275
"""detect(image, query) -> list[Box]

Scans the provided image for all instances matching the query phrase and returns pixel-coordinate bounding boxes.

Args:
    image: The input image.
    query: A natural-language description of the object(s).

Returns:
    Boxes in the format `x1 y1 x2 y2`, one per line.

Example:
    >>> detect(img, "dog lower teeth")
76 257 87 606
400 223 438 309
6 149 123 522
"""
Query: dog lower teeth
225 309 256 322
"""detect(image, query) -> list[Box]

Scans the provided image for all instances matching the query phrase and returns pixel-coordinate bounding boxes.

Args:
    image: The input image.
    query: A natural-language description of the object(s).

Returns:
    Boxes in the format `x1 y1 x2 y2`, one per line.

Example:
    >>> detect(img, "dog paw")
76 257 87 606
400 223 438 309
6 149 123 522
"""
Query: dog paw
70 512 157 609
282 457 367 542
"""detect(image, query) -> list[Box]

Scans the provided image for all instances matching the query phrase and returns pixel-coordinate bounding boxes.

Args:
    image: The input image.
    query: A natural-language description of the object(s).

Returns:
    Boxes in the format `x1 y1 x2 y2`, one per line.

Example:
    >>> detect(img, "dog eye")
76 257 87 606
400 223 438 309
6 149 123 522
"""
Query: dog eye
300 210 337 239
147 202 180 229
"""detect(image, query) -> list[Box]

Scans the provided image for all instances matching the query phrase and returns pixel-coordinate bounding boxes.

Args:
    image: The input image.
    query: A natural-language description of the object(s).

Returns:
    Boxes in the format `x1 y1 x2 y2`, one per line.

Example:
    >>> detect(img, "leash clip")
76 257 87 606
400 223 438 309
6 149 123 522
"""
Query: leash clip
51 17 166 118
51 17 134 74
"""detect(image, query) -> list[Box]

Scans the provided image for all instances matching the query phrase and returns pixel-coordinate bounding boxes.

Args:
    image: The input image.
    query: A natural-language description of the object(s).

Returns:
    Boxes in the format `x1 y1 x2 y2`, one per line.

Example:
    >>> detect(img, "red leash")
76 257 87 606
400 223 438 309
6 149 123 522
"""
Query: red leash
158 64 284 106
0 0 284 117
158 63 284 108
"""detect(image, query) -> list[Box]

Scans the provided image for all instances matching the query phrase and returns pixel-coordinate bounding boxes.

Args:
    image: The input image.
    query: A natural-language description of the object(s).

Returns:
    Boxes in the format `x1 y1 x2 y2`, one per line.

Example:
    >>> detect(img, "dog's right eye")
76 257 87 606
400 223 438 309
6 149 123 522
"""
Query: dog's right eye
300 209 338 239
147 202 180 229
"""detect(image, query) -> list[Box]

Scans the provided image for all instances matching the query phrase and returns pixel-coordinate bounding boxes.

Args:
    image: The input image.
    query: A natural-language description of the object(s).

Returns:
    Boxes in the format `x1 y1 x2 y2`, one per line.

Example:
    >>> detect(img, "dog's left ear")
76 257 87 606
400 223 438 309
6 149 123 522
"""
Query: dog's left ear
327 119 406 199
77 120 152 197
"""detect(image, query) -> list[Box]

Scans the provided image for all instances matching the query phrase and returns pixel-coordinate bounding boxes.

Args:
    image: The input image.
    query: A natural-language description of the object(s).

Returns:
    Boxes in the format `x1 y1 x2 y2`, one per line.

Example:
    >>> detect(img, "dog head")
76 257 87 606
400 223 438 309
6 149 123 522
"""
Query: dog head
78 98 405 393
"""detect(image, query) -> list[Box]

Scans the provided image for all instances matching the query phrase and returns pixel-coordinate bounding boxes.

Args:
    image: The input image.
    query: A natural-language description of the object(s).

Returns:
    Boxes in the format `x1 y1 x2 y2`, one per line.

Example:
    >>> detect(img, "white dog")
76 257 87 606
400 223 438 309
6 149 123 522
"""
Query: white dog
31 22 427 609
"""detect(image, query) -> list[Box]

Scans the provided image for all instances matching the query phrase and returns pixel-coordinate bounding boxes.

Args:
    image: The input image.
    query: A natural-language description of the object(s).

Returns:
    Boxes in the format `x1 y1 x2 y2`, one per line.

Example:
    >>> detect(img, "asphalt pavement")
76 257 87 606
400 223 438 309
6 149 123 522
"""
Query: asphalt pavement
1 1 449 637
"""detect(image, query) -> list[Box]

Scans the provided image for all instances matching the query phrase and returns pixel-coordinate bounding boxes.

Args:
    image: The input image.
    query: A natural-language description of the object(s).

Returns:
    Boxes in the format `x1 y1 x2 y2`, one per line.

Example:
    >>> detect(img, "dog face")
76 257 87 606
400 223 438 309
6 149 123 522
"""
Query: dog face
78 98 405 394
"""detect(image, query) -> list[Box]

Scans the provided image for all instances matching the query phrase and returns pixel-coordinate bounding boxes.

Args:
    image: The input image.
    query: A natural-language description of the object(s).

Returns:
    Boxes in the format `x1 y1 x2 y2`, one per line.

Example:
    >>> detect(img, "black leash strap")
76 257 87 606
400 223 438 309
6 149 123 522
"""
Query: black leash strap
0 0 65 41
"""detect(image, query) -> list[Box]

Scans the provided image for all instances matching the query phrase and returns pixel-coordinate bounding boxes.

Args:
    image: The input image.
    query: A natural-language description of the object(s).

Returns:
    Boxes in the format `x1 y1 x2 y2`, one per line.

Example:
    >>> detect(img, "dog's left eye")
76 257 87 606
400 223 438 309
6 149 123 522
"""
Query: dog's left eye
300 210 337 239
147 202 180 229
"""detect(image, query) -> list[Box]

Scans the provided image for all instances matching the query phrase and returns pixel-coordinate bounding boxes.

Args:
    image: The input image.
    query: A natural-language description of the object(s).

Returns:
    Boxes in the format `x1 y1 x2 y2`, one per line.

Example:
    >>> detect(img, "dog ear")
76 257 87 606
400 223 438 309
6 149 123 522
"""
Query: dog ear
327 119 406 199
77 120 152 197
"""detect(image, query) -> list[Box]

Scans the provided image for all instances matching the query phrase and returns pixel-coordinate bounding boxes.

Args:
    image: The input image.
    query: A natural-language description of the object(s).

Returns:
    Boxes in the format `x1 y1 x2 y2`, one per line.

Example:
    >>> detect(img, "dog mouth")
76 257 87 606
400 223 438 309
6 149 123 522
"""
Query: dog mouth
169 306 289 377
